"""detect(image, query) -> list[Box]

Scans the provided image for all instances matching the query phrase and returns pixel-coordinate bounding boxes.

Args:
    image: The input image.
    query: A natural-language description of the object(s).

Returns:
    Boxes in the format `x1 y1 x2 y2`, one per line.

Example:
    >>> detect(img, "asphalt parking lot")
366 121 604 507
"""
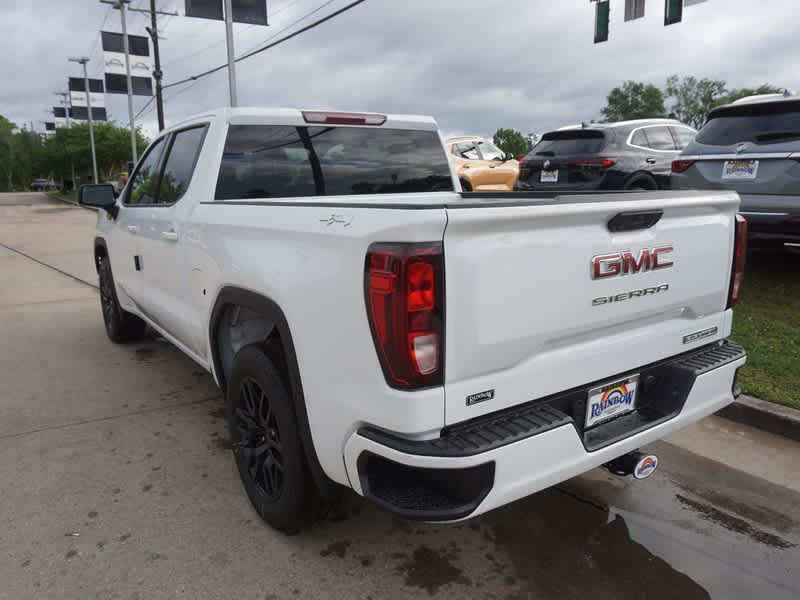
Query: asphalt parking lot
1 192 799 600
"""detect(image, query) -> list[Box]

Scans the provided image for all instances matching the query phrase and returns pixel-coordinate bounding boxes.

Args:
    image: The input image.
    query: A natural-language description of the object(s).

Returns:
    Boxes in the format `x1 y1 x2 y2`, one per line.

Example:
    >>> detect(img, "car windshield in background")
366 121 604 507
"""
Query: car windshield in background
696 101 800 146
215 125 454 200
532 130 606 156
476 141 505 161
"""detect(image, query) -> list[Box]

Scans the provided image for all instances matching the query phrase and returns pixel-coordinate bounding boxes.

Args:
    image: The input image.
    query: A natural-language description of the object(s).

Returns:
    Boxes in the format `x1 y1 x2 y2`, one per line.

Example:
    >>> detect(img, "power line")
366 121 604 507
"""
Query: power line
161 0 304 71
163 0 367 90
134 96 156 120
240 0 337 55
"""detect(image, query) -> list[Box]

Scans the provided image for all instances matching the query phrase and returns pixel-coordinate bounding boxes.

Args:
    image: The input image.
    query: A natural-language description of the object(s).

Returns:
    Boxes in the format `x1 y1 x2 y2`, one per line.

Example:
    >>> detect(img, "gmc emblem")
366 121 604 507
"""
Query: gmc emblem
592 246 674 279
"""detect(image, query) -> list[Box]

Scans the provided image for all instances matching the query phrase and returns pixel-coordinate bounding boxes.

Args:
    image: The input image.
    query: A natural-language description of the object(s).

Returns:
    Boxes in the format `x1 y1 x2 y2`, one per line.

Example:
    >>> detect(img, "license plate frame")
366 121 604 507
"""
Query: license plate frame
722 159 759 180
540 169 559 183
585 374 639 429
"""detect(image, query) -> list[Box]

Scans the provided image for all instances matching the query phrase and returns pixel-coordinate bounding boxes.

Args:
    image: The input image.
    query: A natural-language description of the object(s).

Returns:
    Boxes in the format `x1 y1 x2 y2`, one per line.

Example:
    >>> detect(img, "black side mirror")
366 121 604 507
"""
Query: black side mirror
79 184 118 218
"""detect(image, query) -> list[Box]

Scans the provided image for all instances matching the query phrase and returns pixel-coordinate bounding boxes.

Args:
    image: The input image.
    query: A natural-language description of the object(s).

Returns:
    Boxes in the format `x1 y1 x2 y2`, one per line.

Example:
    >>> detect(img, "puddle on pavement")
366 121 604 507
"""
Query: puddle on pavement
396 545 471 595
484 487 710 600
675 494 795 549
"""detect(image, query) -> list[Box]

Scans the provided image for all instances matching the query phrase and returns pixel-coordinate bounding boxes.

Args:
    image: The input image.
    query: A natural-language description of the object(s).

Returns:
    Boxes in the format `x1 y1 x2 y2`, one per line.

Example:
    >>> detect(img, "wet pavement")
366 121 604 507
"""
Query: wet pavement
1 193 798 599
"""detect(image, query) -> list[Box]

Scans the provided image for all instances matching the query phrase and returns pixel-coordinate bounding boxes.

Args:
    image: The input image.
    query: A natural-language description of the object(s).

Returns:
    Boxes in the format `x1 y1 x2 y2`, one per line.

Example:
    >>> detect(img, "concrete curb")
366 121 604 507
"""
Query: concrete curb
717 395 800 442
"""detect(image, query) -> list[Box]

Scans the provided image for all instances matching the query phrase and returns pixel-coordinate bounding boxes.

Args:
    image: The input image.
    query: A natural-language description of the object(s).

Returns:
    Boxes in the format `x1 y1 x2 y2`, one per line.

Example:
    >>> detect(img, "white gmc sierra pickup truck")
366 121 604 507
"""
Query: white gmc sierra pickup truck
79 108 748 532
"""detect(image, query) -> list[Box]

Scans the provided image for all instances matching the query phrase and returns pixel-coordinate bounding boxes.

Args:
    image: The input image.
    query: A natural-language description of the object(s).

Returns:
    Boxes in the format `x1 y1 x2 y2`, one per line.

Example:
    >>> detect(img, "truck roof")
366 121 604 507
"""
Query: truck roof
166 107 440 133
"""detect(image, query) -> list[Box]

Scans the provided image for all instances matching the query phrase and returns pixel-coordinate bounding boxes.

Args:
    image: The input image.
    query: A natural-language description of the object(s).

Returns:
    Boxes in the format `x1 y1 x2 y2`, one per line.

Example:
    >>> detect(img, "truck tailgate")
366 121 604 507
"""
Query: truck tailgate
442 191 740 426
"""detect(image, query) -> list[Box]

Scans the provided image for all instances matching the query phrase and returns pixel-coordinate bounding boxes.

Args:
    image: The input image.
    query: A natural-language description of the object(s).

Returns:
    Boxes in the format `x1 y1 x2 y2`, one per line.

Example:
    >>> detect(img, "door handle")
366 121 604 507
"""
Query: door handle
161 230 179 242
646 158 657 165
126 225 138 234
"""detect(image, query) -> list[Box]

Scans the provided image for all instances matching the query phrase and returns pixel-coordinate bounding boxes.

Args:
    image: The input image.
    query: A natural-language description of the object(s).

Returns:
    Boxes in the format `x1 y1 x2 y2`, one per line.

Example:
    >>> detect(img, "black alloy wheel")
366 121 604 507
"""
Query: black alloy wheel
233 377 284 501
226 345 318 531
97 257 147 343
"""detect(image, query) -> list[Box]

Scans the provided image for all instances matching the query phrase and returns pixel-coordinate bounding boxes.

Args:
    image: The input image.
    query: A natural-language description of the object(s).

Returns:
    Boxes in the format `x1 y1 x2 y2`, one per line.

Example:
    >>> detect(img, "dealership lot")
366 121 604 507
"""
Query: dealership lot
1 193 799 600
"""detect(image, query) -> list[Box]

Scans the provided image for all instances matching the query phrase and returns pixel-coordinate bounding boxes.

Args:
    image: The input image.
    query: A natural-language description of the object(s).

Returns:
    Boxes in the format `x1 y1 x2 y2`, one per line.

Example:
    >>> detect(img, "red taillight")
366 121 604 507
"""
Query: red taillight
365 242 444 389
302 111 387 126
728 214 748 308
672 159 696 173
571 158 616 169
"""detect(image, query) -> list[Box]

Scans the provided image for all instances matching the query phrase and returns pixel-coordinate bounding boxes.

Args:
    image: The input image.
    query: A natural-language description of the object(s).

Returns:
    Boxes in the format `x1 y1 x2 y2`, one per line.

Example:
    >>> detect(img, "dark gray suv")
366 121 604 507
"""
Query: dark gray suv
671 95 800 247
516 119 696 192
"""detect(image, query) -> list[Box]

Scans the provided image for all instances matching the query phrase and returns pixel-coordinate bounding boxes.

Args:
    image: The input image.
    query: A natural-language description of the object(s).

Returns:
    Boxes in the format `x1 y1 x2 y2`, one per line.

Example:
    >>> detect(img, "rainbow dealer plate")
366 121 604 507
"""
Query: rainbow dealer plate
585 374 639 428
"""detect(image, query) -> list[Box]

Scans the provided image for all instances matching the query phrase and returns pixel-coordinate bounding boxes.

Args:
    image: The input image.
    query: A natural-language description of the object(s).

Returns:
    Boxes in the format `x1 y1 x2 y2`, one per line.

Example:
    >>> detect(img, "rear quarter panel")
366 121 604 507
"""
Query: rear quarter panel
189 198 450 485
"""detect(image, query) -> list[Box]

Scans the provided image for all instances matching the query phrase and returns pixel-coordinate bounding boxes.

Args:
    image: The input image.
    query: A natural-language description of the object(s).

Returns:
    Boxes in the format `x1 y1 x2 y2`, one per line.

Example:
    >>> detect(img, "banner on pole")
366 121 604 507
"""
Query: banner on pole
185 0 268 25
68 77 106 108
104 73 153 96
102 31 153 96
69 106 108 122
53 106 68 128
625 0 646 20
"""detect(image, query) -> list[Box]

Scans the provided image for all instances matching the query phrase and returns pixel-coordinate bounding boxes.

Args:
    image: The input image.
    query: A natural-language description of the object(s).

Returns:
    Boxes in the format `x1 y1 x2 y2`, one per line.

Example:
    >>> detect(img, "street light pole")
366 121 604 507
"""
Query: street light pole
68 57 99 185
224 0 238 107
101 0 138 164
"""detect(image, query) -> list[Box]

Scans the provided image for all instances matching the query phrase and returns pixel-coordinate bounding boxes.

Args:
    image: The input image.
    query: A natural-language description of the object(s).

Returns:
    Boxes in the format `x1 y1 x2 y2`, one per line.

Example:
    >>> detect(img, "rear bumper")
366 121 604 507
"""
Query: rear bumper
739 209 800 245
344 340 746 521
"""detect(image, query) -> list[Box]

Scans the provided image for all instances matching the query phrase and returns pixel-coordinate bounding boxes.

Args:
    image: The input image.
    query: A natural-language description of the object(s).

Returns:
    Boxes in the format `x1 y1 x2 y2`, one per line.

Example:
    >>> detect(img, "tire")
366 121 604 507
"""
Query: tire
227 345 318 532
625 177 656 191
460 178 473 192
98 257 147 343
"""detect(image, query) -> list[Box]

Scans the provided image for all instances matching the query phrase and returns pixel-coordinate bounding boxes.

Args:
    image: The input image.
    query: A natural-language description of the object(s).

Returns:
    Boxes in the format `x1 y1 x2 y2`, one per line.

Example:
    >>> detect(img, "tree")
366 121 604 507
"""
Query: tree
40 122 148 184
0 115 16 191
493 128 529 159
665 75 727 129
601 81 666 122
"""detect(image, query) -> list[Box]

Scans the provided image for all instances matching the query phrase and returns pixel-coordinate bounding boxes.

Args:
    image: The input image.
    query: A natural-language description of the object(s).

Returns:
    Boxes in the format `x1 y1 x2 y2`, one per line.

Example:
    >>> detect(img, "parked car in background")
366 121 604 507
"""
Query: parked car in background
445 136 519 191
30 178 57 191
516 119 696 192
109 171 129 194
672 93 800 248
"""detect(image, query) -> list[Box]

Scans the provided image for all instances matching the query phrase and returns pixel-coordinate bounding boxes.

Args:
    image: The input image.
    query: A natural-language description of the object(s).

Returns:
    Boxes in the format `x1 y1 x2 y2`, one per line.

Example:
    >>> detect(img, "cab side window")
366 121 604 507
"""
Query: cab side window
157 126 207 205
125 137 166 206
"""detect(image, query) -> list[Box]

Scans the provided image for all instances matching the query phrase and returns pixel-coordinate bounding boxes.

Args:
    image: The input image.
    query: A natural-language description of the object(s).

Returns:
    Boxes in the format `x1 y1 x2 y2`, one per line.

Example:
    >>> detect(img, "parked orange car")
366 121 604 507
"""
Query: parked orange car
445 136 519 191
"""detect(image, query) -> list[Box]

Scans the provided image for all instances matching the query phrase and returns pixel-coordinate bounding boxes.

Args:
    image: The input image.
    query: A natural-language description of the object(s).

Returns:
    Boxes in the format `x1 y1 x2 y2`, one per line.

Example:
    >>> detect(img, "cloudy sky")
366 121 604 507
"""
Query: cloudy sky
0 0 795 140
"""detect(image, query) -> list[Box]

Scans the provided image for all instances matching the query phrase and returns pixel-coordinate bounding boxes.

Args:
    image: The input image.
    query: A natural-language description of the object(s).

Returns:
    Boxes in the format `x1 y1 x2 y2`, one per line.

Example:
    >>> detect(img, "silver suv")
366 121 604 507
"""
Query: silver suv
671 93 800 248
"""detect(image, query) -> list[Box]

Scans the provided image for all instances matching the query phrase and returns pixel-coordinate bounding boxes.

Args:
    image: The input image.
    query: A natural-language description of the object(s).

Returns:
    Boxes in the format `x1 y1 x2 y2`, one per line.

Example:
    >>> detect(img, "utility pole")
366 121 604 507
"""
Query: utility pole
101 0 138 164
148 0 165 130
128 1 178 132
224 0 238 107
68 57 99 185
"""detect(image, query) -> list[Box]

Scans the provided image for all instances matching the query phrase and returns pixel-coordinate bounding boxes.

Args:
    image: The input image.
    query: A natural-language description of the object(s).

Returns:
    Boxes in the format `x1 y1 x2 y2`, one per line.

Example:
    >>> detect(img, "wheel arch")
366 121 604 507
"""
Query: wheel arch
624 171 658 190
208 286 338 497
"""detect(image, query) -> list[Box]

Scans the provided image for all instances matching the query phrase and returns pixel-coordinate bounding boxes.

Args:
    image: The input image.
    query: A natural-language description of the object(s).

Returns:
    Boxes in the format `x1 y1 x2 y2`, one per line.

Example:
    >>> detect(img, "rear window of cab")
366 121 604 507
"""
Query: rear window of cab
215 125 454 200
